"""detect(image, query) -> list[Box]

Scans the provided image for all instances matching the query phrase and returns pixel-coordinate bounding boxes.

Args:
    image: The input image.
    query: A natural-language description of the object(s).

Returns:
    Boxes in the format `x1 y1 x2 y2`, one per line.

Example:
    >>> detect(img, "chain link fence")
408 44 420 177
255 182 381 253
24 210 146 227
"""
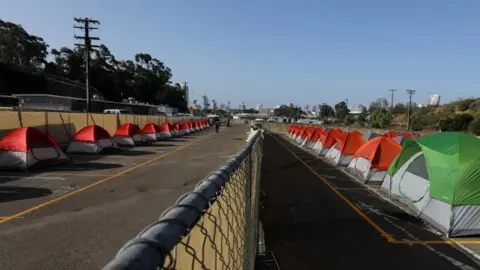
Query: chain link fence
103 130 264 270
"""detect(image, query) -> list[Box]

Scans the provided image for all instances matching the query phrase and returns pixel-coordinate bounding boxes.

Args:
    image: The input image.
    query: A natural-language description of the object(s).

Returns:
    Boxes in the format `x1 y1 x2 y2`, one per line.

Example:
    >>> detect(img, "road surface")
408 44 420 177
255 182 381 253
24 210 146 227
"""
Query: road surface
0 124 249 270
257 133 480 270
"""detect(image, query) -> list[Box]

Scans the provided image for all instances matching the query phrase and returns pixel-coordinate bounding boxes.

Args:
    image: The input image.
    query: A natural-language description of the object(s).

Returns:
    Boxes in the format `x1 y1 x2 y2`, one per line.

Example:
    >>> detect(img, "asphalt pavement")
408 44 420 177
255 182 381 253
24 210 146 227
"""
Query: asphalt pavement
0 124 249 270
257 133 480 270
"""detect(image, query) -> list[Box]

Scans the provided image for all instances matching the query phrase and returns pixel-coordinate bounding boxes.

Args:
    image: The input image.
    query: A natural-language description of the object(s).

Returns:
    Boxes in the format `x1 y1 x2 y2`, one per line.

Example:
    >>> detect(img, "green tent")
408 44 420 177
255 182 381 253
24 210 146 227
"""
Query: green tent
380 132 480 237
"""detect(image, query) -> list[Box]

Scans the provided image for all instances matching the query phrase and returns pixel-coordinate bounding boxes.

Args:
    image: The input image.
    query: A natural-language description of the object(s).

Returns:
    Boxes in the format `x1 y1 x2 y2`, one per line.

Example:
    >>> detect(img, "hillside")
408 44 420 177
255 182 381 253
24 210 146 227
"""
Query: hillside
392 98 480 134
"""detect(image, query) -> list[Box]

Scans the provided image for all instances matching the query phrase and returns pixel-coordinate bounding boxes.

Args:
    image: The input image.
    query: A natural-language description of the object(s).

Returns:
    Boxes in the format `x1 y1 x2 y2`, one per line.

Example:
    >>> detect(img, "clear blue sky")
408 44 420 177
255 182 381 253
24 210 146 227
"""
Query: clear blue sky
1 0 479 108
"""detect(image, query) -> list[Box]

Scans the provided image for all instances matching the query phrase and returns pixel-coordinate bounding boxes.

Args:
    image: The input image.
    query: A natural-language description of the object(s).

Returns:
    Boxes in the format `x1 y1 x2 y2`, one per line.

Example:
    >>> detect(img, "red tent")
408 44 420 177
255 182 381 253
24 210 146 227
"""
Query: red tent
0 127 69 170
67 125 117 154
181 122 191 134
113 123 144 146
159 122 173 139
142 123 161 141
194 121 200 131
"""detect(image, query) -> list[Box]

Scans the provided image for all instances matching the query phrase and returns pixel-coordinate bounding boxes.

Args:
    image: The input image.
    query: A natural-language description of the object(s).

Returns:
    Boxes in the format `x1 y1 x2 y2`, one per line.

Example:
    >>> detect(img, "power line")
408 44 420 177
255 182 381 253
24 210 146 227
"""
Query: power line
406 89 416 131
74 17 100 112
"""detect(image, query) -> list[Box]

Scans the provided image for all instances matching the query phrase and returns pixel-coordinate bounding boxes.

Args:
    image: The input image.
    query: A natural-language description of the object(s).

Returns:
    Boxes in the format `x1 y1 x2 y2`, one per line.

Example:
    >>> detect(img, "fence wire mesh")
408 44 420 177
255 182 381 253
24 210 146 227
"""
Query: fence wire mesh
103 130 263 270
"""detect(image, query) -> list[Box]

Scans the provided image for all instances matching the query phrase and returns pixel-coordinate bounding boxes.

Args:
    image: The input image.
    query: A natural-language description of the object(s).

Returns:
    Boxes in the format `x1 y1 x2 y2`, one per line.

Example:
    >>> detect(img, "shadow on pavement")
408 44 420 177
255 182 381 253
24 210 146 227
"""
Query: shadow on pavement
258 133 480 270
103 148 155 156
48 162 124 171
0 186 52 202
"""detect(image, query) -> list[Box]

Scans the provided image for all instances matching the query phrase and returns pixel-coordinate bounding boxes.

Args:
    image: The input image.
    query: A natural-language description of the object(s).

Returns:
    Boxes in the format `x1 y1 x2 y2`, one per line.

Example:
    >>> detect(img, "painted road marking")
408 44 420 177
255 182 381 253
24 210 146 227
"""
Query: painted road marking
279 135 480 246
273 135 396 243
0 134 211 224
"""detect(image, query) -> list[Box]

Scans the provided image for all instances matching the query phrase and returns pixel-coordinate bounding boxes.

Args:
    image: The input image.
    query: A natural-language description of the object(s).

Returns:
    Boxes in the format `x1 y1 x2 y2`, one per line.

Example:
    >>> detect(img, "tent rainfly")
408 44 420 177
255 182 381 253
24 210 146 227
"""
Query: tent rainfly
298 127 316 146
312 128 345 156
325 131 365 166
159 122 173 139
380 132 480 237
303 127 325 149
142 123 162 141
347 136 402 184
113 123 144 146
0 127 69 170
181 122 191 135
67 125 118 154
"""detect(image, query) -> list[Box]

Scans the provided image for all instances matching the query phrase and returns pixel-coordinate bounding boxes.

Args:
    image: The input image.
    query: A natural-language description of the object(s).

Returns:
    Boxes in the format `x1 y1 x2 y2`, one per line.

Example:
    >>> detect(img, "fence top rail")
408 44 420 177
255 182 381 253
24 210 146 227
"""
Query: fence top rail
102 130 262 270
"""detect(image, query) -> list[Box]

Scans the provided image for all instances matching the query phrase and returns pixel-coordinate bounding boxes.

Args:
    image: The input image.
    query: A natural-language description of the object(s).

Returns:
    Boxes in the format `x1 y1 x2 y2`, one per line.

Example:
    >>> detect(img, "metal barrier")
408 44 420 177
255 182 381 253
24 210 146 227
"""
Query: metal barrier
103 130 264 270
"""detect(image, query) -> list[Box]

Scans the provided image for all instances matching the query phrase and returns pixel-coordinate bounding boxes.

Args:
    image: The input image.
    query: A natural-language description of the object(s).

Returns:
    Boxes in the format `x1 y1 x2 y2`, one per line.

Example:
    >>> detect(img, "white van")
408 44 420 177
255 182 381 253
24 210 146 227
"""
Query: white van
103 109 130 114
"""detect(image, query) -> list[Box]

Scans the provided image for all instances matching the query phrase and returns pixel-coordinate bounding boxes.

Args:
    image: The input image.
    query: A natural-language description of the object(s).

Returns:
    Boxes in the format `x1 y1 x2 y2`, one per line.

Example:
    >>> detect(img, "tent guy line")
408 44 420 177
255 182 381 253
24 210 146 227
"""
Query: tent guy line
0 132 213 225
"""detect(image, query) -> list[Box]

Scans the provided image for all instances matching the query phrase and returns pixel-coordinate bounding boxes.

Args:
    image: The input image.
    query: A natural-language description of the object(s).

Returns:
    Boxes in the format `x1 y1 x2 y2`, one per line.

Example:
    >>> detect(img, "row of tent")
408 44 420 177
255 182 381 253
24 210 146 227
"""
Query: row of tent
0 120 210 171
287 124 480 238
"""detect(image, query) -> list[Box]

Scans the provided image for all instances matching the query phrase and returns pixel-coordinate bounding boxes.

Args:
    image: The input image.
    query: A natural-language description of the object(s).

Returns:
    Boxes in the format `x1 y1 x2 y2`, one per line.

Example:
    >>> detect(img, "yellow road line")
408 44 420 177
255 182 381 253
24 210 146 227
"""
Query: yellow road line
278 136 480 246
273 135 396 243
392 240 480 245
0 135 210 225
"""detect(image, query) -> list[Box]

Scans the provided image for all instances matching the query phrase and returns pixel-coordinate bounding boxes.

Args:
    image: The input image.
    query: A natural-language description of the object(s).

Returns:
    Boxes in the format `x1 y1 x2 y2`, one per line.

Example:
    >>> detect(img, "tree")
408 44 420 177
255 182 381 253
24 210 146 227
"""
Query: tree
0 19 49 67
370 108 391 128
469 118 480 135
334 101 349 119
439 114 474 131
0 18 188 110
344 115 355 126
369 98 389 112
318 103 334 119
393 103 407 114
273 105 302 118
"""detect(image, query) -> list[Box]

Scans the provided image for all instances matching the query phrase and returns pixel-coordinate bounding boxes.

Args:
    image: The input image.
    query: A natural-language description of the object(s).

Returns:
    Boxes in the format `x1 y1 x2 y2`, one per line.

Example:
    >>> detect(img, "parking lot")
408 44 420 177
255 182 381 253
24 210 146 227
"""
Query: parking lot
0 124 249 270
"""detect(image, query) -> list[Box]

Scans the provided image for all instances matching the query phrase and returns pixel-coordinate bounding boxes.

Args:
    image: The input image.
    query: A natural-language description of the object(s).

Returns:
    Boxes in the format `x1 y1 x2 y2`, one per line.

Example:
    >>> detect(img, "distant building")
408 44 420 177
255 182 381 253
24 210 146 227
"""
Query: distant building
349 105 365 115
428 94 441 106
255 104 263 111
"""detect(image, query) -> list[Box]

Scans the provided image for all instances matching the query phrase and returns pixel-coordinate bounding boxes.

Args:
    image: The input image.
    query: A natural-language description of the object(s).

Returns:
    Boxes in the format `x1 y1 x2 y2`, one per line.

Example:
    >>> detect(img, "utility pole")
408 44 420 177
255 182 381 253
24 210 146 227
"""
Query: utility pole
182 81 189 108
227 101 231 113
345 98 349 108
389 89 396 112
406 89 416 131
74 17 100 112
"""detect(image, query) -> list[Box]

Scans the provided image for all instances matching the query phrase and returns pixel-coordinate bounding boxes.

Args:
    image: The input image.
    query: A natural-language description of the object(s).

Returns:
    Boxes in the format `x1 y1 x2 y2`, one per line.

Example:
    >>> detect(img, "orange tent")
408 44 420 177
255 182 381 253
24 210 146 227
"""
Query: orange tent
325 131 365 166
347 136 402 184
400 131 415 139
313 128 345 155
383 130 399 138
303 127 325 148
